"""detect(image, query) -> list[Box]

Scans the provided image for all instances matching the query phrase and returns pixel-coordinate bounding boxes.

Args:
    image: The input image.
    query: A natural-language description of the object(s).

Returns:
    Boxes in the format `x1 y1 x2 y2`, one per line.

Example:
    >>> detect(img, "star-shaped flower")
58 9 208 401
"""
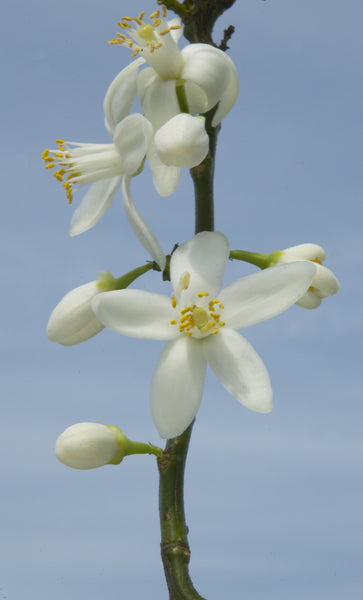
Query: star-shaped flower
92 232 316 439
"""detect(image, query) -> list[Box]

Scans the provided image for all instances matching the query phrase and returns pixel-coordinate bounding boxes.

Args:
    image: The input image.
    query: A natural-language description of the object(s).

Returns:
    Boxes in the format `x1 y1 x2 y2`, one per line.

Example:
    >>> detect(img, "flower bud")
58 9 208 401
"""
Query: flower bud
55 422 128 470
273 244 340 309
154 114 209 168
46 281 104 345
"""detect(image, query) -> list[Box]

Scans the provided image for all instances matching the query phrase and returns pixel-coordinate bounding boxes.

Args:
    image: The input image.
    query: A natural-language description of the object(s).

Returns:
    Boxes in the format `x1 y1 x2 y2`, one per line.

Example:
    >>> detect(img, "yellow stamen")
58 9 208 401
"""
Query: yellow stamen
171 295 177 308
170 320 177 325
161 4 167 17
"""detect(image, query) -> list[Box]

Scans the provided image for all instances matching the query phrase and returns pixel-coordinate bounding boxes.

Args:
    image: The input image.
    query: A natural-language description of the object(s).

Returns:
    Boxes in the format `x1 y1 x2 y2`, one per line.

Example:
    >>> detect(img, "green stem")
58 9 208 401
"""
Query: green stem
229 249 283 270
158 423 206 600
191 106 220 234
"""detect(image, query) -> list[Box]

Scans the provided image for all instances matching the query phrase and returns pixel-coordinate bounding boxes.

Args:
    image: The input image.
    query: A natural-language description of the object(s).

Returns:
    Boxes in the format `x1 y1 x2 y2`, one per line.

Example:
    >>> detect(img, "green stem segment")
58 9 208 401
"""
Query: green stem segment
158 423 206 600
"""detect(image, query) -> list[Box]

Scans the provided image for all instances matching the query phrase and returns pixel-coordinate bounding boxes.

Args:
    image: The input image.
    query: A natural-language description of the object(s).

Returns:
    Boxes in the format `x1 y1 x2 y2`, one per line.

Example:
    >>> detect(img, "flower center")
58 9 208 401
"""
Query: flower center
108 6 183 80
169 288 225 338
42 140 123 204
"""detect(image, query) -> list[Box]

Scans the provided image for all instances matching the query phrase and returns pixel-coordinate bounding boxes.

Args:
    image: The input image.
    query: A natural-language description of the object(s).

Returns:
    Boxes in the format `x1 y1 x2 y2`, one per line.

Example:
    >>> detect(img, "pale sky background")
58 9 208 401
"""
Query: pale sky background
1 0 362 598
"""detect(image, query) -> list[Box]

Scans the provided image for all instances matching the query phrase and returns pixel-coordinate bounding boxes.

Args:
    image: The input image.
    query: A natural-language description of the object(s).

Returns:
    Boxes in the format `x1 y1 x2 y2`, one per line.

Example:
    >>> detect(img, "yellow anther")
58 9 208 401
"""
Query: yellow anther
219 303 224 309
212 329 219 335
154 43 162 50
53 168 65 182
161 4 167 17
41 149 50 159
153 18 161 27
43 156 54 163
45 163 55 169
55 139 65 144
169 25 181 31
149 10 159 19
180 306 192 314
131 48 140 57
159 28 171 36
138 10 146 20
170 320 177 325
171 295 177 308
197 291 209 298
219 321 226 327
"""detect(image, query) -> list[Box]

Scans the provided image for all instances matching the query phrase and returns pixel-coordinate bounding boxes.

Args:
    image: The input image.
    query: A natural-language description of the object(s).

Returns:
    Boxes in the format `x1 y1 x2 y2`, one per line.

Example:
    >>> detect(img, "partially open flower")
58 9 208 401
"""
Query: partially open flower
55 423 127 470
272 244 340 309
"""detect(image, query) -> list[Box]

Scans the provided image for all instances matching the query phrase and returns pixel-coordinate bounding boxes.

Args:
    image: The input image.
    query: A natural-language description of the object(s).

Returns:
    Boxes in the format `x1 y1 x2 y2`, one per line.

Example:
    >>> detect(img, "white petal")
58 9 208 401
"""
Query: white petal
122 177 166 270
211 52 239 126
103 58 144 135
171 231 229 303
296 290 322 309
147 142 181 196
181 45 230 112
150 337 207 438
184 80 209 114
55 423 119 470
154 114 209 168
47 281 104 346
141 79 180 131
113 114 153 175
203 328 272 413
181 44 239 124
280 243 326 263
312 263 340 298
92 289 176 340
220 262 316 330
69 176 122 236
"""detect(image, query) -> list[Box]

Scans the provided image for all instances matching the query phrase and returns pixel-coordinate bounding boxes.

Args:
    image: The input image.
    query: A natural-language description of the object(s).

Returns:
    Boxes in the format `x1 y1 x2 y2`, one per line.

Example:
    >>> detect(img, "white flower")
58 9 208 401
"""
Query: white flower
92 232 316 439
273 244 340 309
46 281 104 346
55 423 126 469
106 7 239 194
42 113 153 236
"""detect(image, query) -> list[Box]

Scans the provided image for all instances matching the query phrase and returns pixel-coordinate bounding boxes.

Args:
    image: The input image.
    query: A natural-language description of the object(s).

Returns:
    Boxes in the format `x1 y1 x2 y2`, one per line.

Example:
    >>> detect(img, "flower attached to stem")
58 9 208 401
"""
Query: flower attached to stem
92 232 316 439
269 244 340 309
55 422 162 470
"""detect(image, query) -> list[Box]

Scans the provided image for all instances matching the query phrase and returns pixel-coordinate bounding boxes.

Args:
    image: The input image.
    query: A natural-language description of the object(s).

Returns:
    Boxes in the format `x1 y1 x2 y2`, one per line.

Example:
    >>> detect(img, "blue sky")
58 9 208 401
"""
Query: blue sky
1 0 362 598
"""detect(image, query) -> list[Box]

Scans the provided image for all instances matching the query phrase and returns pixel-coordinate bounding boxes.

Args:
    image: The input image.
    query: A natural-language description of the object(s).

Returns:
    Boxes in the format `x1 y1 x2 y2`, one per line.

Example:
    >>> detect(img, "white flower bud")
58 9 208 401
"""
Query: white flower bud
46 281 104 345
55 423 125 470
154 114 209 168
276 244 340 309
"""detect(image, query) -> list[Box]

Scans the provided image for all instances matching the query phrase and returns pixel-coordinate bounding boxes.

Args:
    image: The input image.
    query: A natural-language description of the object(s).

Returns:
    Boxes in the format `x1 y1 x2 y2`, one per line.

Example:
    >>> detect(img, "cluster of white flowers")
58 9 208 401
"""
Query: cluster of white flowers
43 6 239 239
45 5 340 460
